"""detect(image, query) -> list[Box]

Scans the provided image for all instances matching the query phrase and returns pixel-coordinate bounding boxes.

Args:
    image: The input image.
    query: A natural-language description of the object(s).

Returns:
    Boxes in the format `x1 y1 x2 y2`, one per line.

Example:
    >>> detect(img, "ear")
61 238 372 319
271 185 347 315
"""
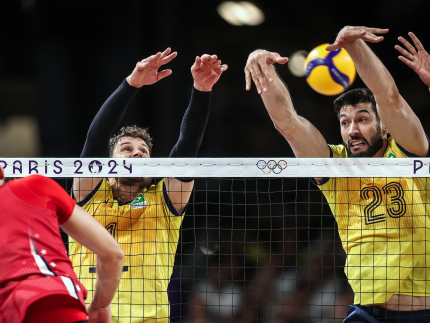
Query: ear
381 123 389 136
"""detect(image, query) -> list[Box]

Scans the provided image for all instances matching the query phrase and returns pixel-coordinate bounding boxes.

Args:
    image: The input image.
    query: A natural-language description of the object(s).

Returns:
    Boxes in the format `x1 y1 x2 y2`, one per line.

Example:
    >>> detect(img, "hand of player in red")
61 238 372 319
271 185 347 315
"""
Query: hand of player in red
326 26 388 51
245 50 289 94
395 32 430 91
192 54 228 92
87 303 111 323
126 48 177 88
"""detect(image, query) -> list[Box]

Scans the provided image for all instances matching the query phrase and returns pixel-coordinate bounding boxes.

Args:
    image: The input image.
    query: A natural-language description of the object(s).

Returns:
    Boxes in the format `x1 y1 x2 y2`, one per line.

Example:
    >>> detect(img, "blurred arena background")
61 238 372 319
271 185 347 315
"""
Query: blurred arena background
2 1 430 322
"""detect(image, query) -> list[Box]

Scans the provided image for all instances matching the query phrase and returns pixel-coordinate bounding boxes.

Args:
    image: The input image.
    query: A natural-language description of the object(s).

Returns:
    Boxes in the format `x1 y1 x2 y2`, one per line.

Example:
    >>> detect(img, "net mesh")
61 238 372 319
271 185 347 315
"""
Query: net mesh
2 158 429 322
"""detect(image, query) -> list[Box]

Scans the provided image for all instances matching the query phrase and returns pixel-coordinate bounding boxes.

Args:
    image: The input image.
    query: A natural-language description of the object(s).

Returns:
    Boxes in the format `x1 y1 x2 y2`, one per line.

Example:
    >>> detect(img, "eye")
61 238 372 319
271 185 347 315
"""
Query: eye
359 117 366 122
341 120 349 126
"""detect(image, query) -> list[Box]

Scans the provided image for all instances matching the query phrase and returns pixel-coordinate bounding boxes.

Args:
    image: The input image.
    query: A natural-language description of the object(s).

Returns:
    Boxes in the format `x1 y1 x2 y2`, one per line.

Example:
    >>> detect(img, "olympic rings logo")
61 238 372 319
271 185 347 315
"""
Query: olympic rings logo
256 160 287 174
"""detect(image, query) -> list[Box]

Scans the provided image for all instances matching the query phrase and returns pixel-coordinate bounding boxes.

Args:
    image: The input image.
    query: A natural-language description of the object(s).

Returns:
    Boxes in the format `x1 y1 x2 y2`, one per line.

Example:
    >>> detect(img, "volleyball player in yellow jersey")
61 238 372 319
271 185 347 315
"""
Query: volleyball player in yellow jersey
69 48 227 323
246 27 430 322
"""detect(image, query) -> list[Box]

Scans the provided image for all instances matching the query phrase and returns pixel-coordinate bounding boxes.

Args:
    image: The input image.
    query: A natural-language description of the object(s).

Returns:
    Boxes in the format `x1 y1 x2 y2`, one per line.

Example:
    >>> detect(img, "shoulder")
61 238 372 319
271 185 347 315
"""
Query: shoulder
328 144 348 158
386 137 417 158
77 178 112 207
9 175 61 194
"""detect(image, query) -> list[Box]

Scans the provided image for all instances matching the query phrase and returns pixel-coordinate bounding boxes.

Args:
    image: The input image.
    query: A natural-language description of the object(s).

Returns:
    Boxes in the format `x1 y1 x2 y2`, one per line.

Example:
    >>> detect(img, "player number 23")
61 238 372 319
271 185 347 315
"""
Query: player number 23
360 182 406 225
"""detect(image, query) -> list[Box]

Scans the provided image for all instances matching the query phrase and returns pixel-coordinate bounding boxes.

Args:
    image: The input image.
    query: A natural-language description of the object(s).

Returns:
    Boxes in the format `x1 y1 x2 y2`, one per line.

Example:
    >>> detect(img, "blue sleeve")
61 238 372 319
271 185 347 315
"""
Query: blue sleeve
80 79 140 158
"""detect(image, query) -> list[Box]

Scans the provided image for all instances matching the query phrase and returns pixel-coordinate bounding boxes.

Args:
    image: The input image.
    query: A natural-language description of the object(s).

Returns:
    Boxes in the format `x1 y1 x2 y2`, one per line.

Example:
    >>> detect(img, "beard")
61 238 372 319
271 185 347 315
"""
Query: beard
118 177 153 190
344 126 384 158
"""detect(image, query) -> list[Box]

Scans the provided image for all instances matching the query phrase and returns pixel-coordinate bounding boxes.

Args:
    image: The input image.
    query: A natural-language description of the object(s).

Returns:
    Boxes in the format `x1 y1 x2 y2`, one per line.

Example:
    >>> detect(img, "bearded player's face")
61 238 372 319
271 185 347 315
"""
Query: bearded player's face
111 136 152 188
339 103 387 158
112 137 150 159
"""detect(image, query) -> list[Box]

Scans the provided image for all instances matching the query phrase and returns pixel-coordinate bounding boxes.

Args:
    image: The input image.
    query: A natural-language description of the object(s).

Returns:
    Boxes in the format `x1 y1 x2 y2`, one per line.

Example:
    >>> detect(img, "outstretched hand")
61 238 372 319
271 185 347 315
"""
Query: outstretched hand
245 50 289 94
192 54 228 92
326 26 388 51
126 48 177 88
395 32 430 90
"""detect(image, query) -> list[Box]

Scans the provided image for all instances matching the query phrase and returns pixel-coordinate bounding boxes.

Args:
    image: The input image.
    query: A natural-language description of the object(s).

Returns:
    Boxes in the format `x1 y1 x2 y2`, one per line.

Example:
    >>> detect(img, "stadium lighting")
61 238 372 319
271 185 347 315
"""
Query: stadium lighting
288 50 308 77
217 1 265 26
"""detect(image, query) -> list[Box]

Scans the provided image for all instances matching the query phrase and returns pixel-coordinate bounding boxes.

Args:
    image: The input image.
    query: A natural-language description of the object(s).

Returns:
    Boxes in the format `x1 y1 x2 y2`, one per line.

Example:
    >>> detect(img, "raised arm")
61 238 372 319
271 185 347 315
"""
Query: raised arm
395 32 430 91
245 50 329 158
73 48 177 202
165 54 227 214
327 26 428 157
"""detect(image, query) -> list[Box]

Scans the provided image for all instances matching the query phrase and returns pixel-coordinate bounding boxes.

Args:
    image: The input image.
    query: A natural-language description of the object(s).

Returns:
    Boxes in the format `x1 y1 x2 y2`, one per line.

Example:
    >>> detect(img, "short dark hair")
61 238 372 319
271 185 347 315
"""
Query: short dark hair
109 125 153 157
333 88 379 121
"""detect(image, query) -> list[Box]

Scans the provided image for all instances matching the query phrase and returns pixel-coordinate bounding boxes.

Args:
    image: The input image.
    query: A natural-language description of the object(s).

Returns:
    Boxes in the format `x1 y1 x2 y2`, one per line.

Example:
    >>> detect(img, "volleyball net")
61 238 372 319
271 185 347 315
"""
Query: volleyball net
2 157 430 322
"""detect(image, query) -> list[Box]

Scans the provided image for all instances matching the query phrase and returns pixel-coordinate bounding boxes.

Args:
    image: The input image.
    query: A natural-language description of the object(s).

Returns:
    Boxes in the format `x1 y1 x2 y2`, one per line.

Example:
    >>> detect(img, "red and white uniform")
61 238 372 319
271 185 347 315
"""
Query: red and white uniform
0 175 87 323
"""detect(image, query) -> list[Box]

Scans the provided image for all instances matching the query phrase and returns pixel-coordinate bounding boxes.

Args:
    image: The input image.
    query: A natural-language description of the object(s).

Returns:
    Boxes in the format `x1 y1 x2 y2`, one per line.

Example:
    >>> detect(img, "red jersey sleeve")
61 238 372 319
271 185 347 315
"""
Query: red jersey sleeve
9 175 76 224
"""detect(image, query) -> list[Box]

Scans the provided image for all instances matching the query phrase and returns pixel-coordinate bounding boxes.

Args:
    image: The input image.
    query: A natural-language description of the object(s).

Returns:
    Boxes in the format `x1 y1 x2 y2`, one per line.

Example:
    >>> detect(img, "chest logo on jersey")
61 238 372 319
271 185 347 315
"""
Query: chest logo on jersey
131 193 147 209
388 152 396 158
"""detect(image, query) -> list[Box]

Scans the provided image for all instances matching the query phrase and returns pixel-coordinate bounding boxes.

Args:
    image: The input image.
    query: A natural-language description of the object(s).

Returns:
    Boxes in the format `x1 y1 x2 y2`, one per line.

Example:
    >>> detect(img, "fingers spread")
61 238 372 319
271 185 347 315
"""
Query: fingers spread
250 65 265 94
364 32 384 43
260 59 273 82
161 51 177 65
160 48 172 59
398 36 417 54
367 28 389 34
157 69 173 81
152 52 162 61
398 56 415 69
409 32 424 51
245 67 252 91
394 45 414 61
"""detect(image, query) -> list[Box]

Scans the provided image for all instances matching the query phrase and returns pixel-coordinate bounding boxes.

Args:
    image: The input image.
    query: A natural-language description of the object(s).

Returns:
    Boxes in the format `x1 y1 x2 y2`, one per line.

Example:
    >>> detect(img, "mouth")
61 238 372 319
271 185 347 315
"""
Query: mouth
349 140 367 150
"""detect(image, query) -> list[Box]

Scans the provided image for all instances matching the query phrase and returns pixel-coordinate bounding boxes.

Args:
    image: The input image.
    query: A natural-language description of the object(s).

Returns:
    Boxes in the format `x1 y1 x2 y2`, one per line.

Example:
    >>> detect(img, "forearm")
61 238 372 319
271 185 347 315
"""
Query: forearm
81 79 140 157
261 66 298 131
92 255 124 307
346 40 399 103
169 87 212 158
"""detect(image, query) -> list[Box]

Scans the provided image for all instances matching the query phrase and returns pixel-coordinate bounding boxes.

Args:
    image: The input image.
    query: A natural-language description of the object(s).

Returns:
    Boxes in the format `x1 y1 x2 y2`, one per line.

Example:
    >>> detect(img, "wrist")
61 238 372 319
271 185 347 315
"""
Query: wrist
193 82 212 92
126 76 143 88
90 301 109 309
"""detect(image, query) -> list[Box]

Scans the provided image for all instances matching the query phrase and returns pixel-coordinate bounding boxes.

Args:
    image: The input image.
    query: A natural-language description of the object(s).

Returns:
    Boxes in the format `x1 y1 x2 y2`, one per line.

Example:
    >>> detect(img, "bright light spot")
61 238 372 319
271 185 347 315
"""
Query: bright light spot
200 243 219 255
217 1 265 26
288 50 308 77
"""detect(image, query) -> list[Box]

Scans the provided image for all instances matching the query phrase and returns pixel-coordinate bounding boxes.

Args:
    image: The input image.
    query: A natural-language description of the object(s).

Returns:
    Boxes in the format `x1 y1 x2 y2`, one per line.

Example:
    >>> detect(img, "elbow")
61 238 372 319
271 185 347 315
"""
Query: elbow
379 87 401 108
272 119 298 141
99 245 125 264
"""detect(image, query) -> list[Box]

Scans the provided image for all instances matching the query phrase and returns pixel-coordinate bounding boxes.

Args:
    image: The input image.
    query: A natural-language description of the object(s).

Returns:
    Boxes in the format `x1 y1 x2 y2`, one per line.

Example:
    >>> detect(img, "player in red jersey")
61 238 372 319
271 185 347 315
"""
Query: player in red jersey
0 165 125 323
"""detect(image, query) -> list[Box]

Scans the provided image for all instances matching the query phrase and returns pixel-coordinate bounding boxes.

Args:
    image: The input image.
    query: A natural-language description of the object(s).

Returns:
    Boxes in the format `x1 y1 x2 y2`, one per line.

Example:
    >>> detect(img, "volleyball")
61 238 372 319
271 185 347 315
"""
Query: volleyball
304 44 356 96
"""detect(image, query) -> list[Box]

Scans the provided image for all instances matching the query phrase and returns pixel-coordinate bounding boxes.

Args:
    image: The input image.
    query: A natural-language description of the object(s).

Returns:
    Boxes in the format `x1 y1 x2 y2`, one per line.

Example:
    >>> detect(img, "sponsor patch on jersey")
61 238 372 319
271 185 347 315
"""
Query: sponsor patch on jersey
388 152 396 158
131 193 147 209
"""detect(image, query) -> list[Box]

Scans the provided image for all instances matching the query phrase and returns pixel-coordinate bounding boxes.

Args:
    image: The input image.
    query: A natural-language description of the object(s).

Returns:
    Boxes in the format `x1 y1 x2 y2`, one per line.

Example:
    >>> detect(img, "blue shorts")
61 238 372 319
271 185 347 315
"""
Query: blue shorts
343 305 430 323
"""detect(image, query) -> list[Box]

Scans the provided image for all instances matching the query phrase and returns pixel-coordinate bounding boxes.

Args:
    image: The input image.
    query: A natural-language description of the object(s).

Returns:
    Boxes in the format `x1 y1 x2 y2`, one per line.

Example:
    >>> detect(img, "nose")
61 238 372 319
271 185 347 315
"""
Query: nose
132 150 144 158
348 122 360 137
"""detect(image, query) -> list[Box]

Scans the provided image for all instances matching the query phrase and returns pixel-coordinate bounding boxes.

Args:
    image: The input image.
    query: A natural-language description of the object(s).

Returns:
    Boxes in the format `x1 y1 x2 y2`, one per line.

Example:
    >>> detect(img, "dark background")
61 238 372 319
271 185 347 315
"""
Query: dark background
2 1 430 322
2 0 430 159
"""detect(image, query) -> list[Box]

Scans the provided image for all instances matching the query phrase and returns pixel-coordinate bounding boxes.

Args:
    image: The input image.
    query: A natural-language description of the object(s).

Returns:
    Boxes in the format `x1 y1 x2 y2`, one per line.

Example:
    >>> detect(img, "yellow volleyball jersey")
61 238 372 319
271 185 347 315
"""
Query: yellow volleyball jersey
316 137 430 305
69 178 184 323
